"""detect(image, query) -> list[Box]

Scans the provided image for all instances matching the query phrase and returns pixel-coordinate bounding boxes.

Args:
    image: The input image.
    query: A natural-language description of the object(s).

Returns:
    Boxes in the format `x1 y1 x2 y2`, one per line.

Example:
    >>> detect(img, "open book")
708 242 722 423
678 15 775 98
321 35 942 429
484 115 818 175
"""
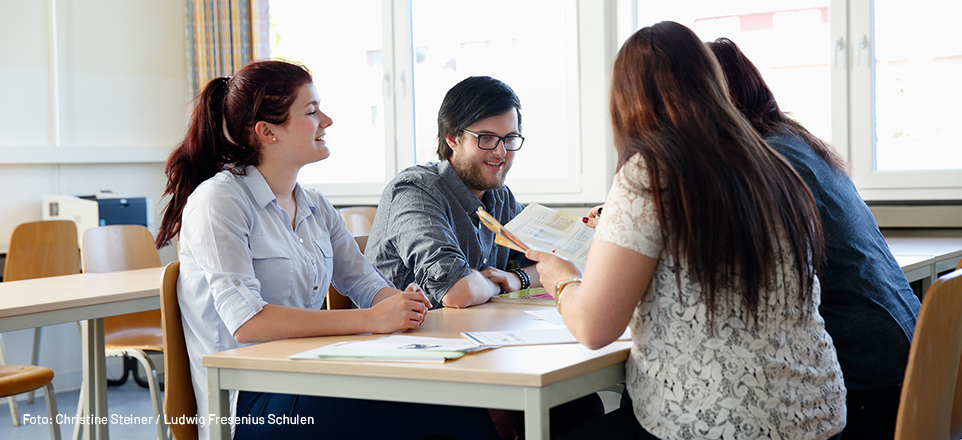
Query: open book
478 203 594 269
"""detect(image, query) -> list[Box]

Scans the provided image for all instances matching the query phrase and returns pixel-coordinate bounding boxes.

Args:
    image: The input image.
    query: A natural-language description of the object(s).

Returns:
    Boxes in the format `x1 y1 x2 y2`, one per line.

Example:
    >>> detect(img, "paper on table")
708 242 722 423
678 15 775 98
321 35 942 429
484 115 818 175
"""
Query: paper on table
290 335 497 363
461 327 630 346
524 308 565 326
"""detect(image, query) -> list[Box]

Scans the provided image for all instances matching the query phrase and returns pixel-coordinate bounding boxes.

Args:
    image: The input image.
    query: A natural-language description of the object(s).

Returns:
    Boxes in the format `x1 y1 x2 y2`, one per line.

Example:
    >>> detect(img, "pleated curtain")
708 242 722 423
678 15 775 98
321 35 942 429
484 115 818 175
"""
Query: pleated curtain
184 0 270 97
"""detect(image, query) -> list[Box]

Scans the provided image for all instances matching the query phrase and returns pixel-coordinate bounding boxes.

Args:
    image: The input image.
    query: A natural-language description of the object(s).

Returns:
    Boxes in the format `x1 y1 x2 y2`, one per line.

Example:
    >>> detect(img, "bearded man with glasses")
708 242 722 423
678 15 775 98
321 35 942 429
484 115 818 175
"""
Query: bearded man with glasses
365 75 604 440
366 76 538 310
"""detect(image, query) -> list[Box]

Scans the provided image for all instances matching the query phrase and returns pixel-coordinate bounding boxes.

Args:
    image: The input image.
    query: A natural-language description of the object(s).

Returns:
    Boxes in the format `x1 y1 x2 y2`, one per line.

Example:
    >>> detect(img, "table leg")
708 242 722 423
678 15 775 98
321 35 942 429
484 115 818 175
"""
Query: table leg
81 319 109 440
208 367 231 440
523 387 550 440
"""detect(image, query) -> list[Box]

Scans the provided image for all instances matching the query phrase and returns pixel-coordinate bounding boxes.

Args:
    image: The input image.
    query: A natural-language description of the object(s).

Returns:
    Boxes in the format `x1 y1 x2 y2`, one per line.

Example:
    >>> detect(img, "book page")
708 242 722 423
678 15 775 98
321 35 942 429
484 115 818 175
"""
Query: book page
505 203 594 269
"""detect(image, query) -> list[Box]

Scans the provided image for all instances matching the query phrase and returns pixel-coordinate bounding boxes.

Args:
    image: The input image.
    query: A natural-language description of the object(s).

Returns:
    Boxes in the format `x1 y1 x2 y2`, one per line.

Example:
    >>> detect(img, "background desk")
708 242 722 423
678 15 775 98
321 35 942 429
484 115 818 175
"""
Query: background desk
204 302 630 440
886 236 962 295
0 267 163 440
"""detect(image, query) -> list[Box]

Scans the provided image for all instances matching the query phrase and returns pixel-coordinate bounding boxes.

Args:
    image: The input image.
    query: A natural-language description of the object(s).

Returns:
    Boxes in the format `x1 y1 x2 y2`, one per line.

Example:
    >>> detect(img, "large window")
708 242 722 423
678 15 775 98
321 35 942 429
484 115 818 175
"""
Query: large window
269 0 610 205
874 1 961 172
269 0 387 188
636 1 832 142
848 1 962 200
637 0 962 201
410 0 573 182
267 1 961 204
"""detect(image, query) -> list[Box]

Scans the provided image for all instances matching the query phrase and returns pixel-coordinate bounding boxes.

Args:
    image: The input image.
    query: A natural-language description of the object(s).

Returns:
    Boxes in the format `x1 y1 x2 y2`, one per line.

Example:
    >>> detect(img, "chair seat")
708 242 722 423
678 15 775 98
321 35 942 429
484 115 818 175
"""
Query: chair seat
104 329 164 352
0 365 55 398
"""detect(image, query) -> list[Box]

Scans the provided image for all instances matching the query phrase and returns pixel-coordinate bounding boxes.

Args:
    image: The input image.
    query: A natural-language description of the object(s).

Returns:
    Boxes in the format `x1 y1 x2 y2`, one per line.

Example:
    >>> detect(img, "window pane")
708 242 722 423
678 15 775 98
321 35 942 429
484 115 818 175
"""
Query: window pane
874 1 962 171
636 1 832 142
269 0 386 184
411 0 571 180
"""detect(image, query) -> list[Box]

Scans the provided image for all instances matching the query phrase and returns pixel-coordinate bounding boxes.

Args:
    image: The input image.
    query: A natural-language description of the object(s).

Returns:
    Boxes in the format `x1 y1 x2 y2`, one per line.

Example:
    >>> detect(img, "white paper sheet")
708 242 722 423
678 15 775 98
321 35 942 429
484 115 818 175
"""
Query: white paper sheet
461 327 630 346
289 335 495 363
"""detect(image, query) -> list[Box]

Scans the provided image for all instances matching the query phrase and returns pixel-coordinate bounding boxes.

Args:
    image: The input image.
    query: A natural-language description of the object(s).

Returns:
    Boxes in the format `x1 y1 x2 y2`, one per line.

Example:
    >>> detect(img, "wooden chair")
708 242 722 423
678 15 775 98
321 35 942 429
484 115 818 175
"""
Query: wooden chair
931 257 962 440
326 235 368 310
894 268 962 440
338 206 378 236
159 261 198 440
1 220 78 424
80 224 167 440
0 365 61 439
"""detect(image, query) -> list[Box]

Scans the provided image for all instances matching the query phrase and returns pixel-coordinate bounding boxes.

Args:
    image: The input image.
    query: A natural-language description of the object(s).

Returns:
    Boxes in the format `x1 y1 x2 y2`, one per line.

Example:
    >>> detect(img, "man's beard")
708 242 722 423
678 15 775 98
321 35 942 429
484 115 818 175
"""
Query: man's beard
452 154 513 192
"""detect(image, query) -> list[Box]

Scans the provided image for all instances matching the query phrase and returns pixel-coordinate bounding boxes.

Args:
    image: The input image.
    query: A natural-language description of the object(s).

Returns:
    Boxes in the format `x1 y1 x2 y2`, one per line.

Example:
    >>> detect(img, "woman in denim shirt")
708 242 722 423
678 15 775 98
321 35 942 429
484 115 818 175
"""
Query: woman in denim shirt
708 37 920 440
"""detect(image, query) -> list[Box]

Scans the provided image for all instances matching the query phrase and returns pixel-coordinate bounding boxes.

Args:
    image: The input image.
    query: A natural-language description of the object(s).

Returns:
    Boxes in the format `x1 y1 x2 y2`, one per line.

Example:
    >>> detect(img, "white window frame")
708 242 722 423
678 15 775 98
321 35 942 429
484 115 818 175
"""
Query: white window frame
300 0 617 206
631 0 961 203
845 0 962 201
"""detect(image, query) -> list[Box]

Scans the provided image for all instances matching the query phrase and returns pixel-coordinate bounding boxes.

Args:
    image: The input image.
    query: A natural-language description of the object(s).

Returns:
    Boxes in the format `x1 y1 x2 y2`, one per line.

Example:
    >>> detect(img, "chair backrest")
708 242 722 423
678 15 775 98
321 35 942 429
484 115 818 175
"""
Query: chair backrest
3 220 79 281
82 225 163 338
954 255 962 438
326 235 368 310
338 206 377 236
159 261 197 440
894 268 962 440
81 225 161 273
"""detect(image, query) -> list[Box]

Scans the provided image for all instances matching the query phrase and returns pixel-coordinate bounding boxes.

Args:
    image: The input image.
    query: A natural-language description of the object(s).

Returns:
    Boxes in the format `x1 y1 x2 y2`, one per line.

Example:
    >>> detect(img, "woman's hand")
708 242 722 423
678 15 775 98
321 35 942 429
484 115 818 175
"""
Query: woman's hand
582 204 604 228
367 283 431 333
479 266 521 293
524 249 583 297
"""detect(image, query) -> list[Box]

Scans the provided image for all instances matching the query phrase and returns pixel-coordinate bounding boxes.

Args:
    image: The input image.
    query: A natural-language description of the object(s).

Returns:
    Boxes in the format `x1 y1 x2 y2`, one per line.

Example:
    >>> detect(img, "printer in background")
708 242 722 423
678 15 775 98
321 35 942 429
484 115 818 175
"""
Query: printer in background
42 192 153 244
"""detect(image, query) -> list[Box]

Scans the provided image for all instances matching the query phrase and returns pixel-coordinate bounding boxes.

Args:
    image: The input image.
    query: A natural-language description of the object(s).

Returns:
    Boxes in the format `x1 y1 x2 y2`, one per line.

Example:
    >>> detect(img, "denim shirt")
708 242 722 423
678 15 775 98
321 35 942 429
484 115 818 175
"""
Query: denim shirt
366 160 528 307
178 166 391 438
766 132 921 389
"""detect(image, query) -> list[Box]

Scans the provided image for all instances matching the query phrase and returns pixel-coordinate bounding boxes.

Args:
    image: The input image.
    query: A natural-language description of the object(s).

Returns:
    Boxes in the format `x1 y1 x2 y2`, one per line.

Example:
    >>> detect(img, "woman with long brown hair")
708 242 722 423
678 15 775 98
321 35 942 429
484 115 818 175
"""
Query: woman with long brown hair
708 37 919 440
527 22 845 439
155 59 499 440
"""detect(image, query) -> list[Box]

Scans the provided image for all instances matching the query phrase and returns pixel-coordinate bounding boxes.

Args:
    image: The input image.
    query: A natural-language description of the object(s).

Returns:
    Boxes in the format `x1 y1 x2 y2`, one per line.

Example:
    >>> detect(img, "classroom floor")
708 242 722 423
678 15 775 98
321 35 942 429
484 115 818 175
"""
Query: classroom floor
0 379 162 440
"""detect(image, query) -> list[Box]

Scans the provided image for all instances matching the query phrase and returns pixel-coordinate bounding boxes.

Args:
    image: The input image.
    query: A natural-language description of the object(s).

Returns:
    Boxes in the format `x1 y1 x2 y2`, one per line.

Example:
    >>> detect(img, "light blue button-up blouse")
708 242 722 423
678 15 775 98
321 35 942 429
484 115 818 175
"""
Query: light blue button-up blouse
177 166 391 438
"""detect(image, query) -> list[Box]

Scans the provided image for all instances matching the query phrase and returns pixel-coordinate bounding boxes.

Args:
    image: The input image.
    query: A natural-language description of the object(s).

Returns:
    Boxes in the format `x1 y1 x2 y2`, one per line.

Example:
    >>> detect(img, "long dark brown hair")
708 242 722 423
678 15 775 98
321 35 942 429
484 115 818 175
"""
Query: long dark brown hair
155 60 313 248
708 37 847 172
609 22 824 323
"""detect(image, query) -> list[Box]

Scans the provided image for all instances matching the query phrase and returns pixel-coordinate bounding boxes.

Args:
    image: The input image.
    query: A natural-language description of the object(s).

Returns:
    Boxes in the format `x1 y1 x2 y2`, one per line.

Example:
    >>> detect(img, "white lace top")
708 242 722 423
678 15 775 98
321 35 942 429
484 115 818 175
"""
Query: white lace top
594 154 846 440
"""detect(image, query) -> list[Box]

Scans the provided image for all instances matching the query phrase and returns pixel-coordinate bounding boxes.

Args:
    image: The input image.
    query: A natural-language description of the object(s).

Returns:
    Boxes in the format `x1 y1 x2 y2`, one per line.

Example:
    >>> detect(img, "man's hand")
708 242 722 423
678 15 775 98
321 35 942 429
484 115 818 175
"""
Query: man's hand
480 266 522 293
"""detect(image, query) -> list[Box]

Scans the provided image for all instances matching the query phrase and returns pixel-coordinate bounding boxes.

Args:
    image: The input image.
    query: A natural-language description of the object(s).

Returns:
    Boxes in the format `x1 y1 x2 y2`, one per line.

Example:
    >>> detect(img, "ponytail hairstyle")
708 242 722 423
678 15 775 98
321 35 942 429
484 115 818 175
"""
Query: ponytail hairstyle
707 37 848 173
155 60 313 248
609 22 824 324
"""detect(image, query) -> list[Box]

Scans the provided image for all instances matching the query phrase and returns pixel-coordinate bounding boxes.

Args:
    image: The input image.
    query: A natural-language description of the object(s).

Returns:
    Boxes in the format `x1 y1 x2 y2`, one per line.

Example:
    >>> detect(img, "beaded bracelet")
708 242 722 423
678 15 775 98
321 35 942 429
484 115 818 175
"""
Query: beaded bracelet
509 268 530 290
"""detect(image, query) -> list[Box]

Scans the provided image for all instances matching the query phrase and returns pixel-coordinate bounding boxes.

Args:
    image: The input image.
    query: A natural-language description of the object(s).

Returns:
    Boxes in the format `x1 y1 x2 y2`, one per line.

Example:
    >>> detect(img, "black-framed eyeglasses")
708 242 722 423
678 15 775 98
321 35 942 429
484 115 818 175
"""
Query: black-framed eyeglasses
462 129 525 151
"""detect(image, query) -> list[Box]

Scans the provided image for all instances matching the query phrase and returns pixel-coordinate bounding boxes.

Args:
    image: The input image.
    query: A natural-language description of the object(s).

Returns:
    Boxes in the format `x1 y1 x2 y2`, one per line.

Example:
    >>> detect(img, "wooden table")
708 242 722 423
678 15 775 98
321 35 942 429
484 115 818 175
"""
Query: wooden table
886 237 962 293
204 302 631 440
0 267 164 440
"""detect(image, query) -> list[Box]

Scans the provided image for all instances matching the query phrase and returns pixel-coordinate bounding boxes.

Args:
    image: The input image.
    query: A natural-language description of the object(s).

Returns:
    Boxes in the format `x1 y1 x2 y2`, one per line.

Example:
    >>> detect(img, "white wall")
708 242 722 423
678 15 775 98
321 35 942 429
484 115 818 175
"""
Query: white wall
0 0 188 394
